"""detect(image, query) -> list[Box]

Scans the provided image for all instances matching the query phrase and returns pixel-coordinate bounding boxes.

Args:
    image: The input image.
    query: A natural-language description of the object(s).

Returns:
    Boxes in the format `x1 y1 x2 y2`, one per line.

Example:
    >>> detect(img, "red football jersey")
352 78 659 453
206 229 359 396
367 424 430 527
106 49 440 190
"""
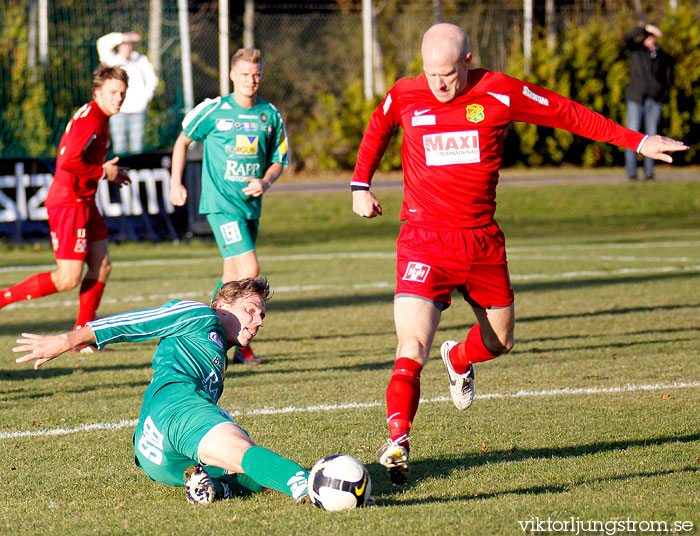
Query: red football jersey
45 101 110 206
352 69 646 228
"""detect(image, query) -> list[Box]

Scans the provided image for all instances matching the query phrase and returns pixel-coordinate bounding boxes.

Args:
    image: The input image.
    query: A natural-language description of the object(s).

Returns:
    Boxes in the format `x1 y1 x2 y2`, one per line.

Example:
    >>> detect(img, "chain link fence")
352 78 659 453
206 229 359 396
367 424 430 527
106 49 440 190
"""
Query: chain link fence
1 1 608 162
0 0 184 158
195 5 520 149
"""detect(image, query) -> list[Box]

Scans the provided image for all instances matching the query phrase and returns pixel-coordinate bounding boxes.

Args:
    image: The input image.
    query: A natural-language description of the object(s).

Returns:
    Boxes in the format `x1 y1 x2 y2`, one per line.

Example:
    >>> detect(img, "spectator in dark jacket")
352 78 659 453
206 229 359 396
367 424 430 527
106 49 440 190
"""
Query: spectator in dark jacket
624 24 674 180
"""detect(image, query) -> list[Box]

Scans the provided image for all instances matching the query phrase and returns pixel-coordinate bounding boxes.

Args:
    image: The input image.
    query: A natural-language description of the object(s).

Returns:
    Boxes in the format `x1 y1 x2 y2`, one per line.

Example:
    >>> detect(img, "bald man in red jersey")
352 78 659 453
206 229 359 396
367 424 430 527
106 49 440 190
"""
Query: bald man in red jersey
352 23 688 485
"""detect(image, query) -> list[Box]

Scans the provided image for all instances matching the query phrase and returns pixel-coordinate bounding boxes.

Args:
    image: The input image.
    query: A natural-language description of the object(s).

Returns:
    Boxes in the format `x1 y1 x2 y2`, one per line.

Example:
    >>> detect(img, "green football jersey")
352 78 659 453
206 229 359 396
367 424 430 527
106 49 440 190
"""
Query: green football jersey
182 94 288 219
89 300 228 403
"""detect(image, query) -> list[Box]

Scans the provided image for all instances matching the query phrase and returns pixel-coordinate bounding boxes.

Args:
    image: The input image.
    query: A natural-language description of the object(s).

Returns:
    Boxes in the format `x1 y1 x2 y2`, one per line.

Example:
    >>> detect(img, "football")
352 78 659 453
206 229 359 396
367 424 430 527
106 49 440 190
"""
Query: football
308 454 373 511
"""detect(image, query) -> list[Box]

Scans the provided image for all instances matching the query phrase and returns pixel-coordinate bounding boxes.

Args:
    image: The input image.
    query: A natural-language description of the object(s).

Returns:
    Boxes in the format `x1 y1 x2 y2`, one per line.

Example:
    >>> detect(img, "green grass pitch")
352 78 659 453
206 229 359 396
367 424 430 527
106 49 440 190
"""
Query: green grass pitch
1 178 699 534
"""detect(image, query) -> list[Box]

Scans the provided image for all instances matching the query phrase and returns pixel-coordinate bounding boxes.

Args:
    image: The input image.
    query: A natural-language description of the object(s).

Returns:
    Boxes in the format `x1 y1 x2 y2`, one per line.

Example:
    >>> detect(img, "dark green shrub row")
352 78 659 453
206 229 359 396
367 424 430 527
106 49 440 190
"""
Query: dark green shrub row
505 4 699 167
294 5 699 171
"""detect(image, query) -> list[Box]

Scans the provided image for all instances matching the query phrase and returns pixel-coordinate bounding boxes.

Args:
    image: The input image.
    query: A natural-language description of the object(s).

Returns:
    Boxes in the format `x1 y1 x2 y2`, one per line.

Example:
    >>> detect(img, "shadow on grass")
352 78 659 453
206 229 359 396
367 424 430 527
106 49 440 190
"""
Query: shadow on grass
369 432 700 504
517 336 698 355
0 379 148 402
262 327 396 344
266 290 394 313
518 302 700 324
0 318 85 337
224 356 398 381
513 270 700 295
1 361 152 382
2 274 695 340
517 326 699 345
446 303 699 334
378 466 700 506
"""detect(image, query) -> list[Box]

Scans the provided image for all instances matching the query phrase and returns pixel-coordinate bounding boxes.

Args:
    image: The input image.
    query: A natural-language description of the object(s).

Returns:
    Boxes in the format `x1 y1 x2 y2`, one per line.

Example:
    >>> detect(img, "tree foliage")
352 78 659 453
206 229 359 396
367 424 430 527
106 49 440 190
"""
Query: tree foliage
296 4 699 171
505 4 700 166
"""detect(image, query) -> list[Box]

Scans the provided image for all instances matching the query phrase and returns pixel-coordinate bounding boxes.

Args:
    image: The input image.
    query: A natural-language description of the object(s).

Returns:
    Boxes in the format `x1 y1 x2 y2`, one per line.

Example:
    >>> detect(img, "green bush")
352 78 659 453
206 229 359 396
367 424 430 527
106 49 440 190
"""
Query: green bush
293 79 402 171
295 5 699 171
1 4 50 157
506 4 700 167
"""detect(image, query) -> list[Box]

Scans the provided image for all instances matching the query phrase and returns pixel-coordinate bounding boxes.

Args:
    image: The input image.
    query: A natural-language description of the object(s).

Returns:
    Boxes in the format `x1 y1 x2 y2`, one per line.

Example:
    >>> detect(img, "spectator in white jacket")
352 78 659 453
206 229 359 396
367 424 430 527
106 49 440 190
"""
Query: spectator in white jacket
97 32 159 154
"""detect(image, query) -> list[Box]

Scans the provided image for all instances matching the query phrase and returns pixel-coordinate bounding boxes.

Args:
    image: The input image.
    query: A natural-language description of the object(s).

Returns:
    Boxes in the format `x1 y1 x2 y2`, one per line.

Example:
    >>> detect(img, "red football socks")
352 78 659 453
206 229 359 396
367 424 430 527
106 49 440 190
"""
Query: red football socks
449 324 500 374
0 272 57 308
386 357 423 448
74 278 106 330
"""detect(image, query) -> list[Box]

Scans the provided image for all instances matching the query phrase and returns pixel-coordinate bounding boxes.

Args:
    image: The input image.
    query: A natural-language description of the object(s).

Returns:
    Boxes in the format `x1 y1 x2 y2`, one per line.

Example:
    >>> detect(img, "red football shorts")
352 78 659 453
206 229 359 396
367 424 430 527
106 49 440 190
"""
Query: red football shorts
47 203 108 261
395 221 514 309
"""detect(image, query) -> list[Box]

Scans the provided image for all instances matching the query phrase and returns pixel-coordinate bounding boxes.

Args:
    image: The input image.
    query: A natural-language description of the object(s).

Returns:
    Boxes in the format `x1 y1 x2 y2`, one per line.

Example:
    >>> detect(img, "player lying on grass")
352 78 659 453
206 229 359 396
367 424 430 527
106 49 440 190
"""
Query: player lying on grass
13 277 310 505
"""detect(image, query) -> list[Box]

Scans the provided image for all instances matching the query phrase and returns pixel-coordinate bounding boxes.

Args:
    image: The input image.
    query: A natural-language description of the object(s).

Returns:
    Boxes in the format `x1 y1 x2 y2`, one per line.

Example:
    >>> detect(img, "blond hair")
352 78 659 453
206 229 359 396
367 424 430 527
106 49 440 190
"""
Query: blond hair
231 47 263 70
211 277 271 308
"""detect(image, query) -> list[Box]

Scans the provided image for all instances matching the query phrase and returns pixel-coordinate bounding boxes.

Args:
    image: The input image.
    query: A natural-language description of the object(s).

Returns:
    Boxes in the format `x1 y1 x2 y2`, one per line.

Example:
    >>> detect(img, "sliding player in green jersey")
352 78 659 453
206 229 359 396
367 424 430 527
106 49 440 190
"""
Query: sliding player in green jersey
170 48 289 366
13 278 310 505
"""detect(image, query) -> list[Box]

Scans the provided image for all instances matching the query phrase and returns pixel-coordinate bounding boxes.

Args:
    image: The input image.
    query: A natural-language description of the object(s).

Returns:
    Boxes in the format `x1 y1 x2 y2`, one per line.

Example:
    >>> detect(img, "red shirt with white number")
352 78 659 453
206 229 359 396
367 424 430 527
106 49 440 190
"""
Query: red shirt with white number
45 101 110 206
352 69 646 229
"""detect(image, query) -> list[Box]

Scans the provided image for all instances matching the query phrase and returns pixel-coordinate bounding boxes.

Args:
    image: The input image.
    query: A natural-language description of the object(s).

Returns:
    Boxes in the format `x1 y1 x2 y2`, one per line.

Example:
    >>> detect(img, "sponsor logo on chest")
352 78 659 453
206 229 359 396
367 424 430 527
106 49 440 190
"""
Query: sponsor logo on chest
411 108 436 127
216 119 234 131
235 135 259 155
235 122 258 132
423 130 480 166
202 370 220 398
224 160 262 180
466 104 485 123
208 330 224 349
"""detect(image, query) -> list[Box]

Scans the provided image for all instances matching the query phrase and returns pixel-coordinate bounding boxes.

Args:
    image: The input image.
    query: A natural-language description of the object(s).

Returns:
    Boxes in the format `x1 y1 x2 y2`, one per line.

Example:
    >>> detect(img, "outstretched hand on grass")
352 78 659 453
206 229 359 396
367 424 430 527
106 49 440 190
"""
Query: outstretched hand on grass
14 326 97 369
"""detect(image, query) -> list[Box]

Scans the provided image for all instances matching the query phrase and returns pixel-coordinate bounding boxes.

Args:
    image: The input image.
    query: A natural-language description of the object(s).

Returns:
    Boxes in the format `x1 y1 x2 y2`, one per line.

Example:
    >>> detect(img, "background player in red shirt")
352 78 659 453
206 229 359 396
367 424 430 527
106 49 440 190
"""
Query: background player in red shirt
351 23 688 485
0 65 131 347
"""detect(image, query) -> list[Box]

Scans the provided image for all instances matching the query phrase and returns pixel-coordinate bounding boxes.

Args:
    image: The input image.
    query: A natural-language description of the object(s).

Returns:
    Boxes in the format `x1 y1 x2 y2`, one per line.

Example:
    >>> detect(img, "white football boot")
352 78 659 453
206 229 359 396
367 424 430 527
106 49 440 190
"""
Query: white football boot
376 438 410 485
183 464 217 504
440 340 475 411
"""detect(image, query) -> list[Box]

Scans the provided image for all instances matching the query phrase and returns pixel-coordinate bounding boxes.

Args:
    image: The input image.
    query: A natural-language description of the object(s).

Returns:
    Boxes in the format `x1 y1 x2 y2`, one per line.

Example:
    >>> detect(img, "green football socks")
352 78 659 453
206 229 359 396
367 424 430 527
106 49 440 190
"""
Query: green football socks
240 446 309 499
216 472 264 497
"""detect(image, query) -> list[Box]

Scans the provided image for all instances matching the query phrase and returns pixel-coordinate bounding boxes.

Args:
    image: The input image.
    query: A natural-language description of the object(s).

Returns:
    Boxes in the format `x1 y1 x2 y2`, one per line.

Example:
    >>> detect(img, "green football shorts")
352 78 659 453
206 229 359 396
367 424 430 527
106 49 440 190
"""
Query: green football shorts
206 213 259 259
133 381 241 487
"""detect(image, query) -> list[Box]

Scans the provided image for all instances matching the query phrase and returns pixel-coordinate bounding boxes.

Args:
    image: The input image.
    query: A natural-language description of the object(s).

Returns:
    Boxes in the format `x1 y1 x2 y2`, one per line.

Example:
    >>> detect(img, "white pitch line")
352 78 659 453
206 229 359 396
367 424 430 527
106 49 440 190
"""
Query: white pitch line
507 240 700 252
509 263 700 280
3 262 698 312
0 253 395 274
3 253 698 276
507 254 698 262
1 381 698 441
1 282 396 310
2 240 699 274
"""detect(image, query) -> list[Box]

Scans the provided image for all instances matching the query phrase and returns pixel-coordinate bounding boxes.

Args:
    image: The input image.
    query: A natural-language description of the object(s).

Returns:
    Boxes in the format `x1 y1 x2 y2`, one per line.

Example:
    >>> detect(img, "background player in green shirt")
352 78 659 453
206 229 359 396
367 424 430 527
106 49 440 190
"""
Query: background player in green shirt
169 48 288 366
13 278 310 505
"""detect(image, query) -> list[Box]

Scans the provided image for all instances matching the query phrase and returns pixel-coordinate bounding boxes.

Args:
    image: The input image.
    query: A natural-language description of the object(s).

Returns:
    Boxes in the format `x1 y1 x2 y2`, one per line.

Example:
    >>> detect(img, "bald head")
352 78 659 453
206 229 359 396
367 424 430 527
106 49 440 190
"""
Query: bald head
421 24 472 103
421 23 469 64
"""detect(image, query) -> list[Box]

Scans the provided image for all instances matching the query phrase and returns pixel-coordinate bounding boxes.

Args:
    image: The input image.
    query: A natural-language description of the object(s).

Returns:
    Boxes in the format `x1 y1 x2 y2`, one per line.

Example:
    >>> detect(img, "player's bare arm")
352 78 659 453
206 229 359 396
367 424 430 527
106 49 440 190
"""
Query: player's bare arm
103 156 131 187
169 132 193 206
352 189 383 218
13 326 97 369
638 135 689 163
242 163 284 197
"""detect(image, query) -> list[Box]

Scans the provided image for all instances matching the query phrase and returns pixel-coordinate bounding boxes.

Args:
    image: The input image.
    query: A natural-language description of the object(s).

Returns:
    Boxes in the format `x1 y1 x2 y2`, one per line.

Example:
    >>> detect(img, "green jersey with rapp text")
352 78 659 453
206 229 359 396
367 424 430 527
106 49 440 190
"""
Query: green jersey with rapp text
88 300 229 404
182 94 288 219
